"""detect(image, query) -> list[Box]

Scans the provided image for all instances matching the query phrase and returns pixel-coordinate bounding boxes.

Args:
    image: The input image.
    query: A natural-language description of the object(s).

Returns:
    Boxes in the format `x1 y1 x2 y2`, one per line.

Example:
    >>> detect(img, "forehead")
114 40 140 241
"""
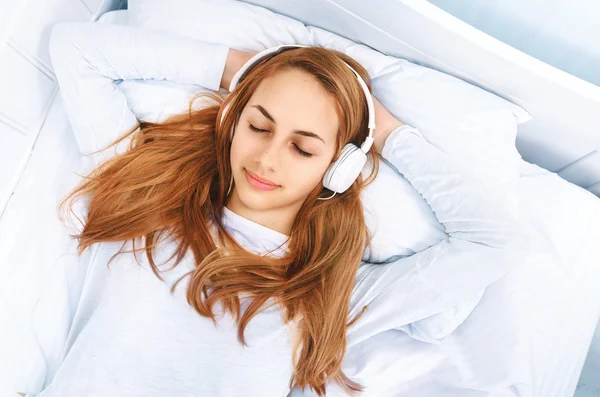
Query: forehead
247 69 340 145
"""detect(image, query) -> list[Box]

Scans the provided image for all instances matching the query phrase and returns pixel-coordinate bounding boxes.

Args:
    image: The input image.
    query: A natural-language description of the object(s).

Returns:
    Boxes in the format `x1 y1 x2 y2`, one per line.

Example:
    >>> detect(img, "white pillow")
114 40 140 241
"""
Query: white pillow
126 0 531 183
98 13 449 263
120 1 530 263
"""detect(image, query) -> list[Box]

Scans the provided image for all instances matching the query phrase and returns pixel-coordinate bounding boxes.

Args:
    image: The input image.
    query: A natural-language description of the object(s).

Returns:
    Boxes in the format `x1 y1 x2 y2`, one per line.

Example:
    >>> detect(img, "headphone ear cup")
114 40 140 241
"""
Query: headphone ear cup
322 143 367 193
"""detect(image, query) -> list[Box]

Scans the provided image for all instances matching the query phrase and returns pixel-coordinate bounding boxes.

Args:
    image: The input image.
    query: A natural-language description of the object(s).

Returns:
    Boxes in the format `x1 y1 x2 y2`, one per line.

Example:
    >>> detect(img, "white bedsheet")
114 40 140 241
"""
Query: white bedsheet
290 163 600 397
2 100 600 397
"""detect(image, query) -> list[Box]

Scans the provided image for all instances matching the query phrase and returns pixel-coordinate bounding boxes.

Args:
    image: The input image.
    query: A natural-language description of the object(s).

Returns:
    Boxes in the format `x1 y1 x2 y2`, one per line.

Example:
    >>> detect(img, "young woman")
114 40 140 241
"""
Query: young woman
28 20 515 397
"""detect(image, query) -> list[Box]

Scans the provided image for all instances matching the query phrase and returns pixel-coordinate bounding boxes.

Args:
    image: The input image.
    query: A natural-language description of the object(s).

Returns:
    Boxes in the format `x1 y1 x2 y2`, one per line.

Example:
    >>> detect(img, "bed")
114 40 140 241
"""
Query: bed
1 1 600 396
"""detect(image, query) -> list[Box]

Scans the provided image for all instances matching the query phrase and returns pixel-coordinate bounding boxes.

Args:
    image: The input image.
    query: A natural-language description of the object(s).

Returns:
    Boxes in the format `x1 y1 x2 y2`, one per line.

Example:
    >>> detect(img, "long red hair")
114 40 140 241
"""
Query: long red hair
59 47 380 395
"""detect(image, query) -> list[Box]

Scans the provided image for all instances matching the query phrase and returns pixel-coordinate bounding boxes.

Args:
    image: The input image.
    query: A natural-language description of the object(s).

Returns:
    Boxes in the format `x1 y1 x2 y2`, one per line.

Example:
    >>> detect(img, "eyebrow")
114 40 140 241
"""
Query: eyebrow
251 105 326 144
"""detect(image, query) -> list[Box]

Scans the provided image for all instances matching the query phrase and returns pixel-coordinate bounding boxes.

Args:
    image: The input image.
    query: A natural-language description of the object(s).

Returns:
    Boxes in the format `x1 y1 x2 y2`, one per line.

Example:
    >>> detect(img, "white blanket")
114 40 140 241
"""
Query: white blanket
293 163 600 396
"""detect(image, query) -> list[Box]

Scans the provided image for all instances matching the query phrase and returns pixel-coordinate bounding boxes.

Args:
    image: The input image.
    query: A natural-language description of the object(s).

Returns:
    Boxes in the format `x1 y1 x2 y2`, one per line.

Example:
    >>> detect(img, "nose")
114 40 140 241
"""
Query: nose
254 137 284 170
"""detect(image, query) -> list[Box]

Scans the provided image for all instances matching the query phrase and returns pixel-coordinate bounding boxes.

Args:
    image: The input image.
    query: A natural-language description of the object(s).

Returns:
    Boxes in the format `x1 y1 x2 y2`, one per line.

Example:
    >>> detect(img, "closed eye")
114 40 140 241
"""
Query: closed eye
248 124 313 158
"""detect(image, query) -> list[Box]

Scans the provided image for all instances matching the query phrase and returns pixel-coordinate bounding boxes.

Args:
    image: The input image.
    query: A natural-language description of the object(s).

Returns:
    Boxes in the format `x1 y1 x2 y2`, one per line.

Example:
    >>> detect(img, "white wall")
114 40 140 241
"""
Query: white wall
428 0 600 86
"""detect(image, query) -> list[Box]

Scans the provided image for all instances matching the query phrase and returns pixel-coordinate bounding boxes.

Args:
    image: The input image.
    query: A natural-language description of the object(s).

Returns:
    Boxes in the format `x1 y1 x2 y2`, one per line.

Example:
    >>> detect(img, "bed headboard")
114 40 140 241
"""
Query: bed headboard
241 0 600 196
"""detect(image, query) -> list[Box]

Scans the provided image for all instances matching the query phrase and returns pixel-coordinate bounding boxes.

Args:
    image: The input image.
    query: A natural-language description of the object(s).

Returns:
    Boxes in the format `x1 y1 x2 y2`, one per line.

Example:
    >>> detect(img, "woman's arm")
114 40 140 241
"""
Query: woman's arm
371 95 404 153
221 49 257 91
346 103 518 347
49 22 235 169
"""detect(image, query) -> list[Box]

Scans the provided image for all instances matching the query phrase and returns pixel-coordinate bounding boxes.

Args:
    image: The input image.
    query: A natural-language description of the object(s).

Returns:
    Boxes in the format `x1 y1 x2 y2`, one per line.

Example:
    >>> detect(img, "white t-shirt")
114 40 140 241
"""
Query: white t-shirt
37 206 296 397
32 21 516 397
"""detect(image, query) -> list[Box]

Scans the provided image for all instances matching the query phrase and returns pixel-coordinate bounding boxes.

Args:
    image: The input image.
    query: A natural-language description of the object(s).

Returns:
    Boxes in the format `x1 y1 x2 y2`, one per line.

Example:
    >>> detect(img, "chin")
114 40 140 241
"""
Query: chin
239 192 284 213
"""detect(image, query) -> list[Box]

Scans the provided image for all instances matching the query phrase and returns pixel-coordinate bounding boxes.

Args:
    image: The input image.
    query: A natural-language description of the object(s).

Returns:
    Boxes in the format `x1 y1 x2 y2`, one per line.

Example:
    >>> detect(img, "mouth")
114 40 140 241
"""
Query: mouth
244 169 280 191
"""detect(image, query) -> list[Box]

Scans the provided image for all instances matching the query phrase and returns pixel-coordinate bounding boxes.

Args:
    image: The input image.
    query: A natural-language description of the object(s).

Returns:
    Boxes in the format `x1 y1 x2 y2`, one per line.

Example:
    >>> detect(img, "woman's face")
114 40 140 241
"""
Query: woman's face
227 68 340 234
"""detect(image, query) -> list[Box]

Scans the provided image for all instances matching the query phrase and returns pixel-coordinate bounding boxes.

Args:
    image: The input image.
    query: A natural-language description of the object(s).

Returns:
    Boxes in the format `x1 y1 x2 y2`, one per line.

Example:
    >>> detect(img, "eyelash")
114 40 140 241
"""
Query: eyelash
248 124 313 158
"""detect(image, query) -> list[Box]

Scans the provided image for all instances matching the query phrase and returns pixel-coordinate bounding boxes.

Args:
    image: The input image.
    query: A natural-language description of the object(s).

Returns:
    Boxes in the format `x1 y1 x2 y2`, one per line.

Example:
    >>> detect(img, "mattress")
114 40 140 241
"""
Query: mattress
2 9 600 397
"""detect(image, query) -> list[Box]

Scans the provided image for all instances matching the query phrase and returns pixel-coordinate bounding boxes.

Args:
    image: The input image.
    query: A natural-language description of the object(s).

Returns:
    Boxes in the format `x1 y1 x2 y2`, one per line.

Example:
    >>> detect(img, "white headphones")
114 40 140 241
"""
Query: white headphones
222 44 376 200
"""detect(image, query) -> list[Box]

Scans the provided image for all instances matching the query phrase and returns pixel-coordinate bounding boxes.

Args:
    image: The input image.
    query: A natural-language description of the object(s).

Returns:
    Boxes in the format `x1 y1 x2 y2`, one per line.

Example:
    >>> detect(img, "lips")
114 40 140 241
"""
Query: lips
245 169 279 186
244 169 281 191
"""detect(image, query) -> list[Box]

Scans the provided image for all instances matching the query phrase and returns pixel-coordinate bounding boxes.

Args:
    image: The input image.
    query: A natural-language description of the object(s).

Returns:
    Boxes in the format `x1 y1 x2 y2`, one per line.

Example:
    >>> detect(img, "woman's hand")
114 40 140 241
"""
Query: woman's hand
220 49 257 90
372 95 404 154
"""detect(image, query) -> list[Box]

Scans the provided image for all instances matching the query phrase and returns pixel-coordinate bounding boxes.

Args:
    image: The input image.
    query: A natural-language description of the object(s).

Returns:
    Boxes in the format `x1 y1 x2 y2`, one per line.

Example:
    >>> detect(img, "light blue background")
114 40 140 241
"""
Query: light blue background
428 0 600 86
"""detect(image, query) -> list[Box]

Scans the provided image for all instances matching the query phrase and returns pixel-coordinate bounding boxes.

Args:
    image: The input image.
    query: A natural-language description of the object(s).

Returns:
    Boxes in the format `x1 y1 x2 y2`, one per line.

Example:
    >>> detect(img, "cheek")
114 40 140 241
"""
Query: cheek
286 161 330 194
229 132 253 165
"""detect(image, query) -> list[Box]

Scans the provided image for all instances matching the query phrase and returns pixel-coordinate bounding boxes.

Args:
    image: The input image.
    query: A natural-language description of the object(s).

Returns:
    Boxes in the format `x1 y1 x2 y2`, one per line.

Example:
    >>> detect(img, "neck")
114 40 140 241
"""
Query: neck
225 191 296 237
